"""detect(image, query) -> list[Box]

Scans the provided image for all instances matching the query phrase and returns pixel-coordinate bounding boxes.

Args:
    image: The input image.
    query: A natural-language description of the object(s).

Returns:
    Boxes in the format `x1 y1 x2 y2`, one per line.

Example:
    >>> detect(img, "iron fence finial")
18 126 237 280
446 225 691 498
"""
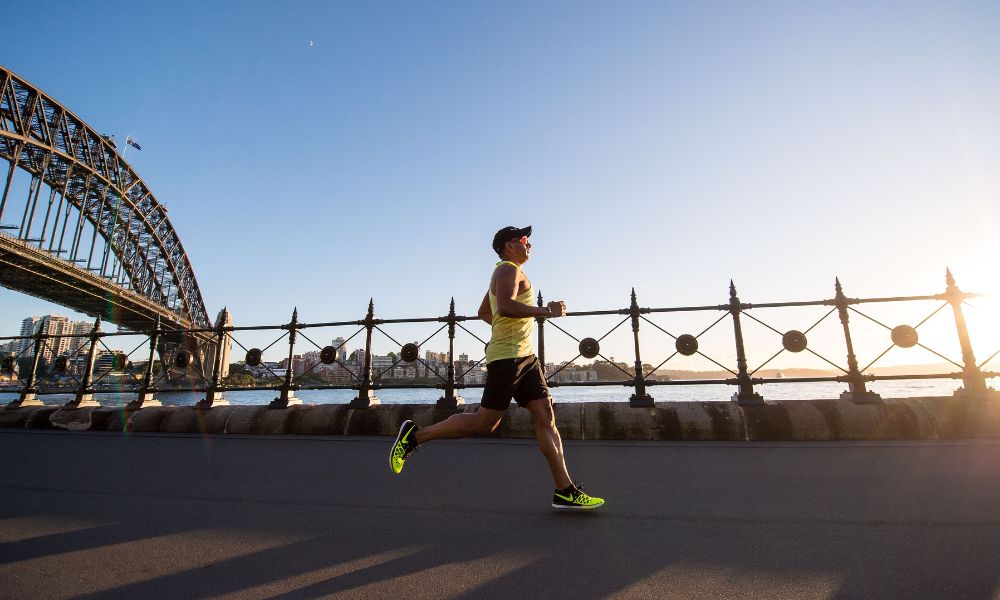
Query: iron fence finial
627 286 652 406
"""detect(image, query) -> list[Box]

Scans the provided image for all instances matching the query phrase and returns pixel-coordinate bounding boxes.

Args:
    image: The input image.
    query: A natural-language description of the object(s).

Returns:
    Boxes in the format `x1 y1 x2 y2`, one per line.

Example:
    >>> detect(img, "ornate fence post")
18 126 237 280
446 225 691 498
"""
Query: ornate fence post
198 313 232 409
834 278 880 403
67 317 102 408
7 328 45 408
729 281 763 405
437 298 465 408
536 291 546 378
945 269 996 398
351 299 381 408
629 288 654 407
270 308 303 408
129 316 163 409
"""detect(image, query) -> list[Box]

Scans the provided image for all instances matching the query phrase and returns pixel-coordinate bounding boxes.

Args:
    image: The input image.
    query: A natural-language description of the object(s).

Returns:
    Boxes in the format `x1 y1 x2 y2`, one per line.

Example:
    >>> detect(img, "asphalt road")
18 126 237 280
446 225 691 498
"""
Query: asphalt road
1 430 1000 599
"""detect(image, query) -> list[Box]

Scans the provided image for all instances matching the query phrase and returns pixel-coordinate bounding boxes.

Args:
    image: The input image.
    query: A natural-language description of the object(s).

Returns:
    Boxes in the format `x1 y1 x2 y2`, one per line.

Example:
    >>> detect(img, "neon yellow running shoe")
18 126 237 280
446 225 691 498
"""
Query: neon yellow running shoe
552 483 604 510
389 420 419 474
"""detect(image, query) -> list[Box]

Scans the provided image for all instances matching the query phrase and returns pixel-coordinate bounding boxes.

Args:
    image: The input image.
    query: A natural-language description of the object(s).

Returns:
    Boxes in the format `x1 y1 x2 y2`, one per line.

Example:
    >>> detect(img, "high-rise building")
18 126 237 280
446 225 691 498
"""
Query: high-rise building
44 316 70 361
20 316 67 362
63 320 92 356
17 317 42 354
14 316 93 361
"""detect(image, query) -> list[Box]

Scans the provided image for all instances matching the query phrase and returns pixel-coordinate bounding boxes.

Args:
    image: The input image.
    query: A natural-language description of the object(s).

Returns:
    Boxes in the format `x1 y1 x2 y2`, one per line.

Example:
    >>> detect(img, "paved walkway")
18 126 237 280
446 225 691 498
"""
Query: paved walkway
2 430 1000 599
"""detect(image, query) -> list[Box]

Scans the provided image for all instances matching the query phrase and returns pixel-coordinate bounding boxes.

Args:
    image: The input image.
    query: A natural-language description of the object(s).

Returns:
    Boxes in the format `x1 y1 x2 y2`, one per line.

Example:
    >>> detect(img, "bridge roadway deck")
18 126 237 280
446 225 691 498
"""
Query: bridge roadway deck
1 431 999 599
0 232 198 332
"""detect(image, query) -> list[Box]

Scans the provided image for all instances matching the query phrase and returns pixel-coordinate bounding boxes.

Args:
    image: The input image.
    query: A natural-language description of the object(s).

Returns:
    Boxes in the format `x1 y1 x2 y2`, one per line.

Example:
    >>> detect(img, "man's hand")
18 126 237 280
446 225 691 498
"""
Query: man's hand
546 300 566 318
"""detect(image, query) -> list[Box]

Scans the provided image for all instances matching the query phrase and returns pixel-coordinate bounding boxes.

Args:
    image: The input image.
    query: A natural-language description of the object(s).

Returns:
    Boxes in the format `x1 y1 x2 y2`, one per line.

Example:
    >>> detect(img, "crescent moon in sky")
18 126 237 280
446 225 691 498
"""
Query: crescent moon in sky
309 40 314 47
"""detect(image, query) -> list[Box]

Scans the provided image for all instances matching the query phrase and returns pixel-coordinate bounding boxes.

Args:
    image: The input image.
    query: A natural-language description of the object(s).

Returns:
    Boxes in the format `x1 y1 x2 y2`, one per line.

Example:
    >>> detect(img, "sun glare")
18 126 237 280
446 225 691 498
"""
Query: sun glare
951 256 1000 369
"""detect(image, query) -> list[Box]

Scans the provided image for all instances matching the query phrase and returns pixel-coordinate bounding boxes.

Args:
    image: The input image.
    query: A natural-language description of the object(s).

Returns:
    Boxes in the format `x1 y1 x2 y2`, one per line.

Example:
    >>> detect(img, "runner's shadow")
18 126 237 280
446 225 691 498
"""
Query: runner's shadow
0 519 188 565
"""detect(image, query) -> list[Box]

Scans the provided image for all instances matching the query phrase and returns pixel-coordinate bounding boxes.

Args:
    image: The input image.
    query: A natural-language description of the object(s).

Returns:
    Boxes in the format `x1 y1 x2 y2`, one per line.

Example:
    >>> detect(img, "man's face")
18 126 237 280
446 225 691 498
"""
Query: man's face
506 235 531 261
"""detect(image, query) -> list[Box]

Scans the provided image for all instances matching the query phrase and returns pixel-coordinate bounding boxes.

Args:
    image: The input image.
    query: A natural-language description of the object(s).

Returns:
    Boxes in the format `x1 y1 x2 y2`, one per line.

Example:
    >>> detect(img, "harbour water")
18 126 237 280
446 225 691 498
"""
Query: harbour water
3 377 998 407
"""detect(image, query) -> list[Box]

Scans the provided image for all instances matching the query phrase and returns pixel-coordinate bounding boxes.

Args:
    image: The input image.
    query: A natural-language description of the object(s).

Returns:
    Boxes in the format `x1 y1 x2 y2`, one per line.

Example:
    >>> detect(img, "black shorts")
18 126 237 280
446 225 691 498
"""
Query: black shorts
481 355 550 410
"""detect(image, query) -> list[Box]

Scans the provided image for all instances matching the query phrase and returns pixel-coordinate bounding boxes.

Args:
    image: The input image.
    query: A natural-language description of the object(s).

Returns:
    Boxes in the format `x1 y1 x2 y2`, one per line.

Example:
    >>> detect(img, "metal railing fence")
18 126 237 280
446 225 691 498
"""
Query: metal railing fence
3 270 998 409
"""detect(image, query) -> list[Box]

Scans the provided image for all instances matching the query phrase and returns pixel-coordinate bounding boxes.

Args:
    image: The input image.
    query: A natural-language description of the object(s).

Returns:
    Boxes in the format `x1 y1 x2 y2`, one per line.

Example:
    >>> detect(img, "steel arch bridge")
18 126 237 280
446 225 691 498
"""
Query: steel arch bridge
0 65 209 331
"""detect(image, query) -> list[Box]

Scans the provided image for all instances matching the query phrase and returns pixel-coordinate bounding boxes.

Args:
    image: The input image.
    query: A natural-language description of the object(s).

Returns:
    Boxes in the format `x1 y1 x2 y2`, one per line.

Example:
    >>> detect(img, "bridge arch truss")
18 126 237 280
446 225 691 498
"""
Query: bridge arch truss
0 65 209 329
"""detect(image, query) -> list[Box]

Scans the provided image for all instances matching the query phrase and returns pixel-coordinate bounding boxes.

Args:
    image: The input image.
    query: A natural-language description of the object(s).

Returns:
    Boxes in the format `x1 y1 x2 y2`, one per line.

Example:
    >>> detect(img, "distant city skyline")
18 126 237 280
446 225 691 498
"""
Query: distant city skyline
1 316 92 359
2 1 999 372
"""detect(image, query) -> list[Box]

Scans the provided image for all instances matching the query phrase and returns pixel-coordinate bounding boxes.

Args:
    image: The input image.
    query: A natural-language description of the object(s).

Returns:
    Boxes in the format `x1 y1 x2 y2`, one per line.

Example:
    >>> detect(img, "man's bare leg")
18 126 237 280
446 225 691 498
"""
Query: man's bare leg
525 397 573 489
414 407 505 444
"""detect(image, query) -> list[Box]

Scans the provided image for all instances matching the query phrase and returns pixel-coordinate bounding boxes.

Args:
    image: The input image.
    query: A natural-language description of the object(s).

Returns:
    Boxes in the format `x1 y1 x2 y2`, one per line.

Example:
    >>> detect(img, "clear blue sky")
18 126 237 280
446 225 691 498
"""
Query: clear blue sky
2 1 999 369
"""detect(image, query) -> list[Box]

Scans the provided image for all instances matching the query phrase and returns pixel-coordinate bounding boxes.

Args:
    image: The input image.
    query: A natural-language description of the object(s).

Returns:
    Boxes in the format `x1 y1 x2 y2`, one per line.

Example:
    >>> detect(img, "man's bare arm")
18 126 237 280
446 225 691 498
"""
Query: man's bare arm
478 292 492 325
493 264 565 318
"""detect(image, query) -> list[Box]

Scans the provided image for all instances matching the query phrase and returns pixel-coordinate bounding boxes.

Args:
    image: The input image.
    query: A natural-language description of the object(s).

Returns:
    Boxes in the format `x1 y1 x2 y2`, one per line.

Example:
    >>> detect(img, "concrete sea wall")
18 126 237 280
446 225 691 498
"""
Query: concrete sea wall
3 396 1000 440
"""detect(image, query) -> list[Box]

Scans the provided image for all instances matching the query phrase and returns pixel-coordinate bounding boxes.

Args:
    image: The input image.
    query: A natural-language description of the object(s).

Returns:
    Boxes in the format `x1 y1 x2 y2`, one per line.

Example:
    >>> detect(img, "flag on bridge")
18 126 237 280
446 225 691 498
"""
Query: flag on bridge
126 137 142 151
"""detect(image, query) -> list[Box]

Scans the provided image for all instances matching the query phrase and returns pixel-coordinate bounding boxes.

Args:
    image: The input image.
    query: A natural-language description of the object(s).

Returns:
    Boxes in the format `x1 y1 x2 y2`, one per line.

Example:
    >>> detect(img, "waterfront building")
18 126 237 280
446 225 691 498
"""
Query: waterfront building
457 364 486 384
14 316 92 361
94 351 127 373
24 316 67 364
332 337 348 362
325 363 354 384
63 320 92 356
549 369 599 383
280 355 309 376
17 317 42 354
425 350 447 363
371 354 393 372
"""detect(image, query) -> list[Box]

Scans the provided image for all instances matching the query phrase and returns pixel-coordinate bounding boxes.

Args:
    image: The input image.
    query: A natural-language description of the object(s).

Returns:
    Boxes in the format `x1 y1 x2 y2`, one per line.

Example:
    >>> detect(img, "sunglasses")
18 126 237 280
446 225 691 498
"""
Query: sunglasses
508 236 530 247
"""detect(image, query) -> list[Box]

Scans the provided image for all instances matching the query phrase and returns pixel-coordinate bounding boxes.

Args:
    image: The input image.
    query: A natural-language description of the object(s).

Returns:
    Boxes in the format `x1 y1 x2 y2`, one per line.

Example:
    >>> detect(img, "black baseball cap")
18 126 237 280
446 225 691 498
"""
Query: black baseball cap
492 225 532 256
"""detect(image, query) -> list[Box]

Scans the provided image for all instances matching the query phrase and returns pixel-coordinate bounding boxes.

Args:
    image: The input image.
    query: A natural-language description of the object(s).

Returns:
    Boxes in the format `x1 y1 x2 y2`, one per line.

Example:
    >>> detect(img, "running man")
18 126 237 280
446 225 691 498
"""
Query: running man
390 225 604 510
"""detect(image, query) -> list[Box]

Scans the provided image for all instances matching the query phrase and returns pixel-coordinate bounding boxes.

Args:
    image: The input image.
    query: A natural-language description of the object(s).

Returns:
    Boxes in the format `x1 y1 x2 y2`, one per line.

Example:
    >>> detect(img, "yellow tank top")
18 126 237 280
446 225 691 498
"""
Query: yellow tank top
486 261 534 363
